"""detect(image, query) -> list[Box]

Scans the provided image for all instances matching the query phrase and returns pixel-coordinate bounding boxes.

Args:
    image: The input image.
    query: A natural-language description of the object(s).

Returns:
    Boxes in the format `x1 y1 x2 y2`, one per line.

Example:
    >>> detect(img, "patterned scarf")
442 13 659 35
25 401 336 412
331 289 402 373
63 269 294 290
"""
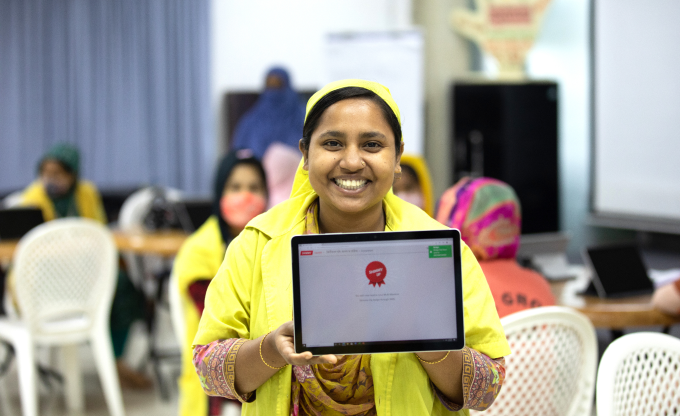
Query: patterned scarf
291 200 376 416
435 177 521 261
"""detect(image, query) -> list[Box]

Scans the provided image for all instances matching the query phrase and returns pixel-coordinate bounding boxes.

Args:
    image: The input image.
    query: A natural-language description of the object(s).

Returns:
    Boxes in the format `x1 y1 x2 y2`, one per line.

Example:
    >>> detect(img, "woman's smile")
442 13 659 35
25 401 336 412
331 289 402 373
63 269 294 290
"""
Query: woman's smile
333 177 370 191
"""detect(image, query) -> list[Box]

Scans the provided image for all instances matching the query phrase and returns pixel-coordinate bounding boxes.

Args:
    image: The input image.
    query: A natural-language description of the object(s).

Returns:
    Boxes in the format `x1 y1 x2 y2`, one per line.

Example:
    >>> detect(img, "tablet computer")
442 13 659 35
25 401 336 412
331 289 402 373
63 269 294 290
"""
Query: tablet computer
291 229 465 356
582 244 655 298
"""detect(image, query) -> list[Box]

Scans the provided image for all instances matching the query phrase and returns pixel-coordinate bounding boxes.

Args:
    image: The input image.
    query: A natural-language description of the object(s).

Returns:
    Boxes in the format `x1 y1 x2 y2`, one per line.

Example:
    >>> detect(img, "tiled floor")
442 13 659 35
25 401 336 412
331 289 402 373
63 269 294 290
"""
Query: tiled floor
0 316 178 416
0 310 192 416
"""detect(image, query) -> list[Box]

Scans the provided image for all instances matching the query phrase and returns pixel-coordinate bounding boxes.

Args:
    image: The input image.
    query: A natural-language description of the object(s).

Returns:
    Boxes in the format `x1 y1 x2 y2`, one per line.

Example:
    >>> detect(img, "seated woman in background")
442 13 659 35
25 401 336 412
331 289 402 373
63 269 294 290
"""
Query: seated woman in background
436 177 555 318
173 149 267 416
652 277 680 316
231 67 306 159
20 142 105 222
392 153 434 216
192 80 510 415
18 142 150 388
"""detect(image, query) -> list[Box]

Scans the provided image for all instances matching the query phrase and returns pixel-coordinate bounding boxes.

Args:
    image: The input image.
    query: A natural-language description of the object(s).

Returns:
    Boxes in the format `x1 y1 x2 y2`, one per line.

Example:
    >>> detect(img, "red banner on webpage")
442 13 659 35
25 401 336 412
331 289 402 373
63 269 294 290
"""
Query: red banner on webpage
301 250 313 256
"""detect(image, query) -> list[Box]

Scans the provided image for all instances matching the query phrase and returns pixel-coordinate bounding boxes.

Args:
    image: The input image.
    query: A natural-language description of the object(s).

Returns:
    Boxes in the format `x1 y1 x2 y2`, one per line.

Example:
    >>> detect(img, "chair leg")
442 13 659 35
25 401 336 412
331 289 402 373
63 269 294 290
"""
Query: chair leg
61 344 84 412
91 329 125 416
15 337 38 416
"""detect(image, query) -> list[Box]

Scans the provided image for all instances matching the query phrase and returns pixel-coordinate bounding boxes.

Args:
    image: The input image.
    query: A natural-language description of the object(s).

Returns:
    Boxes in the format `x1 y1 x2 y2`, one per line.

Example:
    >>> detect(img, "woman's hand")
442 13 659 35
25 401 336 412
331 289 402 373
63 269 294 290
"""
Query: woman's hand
272 321 338 366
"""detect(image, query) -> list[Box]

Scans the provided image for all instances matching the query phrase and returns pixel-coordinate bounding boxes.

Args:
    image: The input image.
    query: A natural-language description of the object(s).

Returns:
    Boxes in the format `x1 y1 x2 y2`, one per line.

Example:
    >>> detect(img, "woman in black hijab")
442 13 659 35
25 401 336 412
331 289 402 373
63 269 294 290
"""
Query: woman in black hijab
174 149 268 416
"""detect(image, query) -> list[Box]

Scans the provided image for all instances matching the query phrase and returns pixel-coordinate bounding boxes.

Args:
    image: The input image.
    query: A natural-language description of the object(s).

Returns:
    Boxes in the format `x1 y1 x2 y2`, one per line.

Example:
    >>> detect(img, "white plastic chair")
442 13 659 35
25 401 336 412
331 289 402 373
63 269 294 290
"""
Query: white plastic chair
1 190 24 209
0 218 124 416
471 306 597 416
596 332 680 415
117 186 182 286
168 270 185 346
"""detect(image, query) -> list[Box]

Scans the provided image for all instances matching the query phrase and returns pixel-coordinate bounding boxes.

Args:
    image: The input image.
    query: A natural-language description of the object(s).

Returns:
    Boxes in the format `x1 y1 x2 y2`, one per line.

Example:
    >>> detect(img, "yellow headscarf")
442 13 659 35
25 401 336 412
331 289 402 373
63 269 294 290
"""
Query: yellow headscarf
291 79 403 198
399 153 435 217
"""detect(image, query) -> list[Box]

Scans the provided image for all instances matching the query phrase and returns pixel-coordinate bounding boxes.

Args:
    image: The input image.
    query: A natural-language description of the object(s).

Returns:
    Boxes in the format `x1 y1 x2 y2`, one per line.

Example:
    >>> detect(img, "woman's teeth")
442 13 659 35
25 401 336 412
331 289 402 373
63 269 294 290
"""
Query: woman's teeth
334 178 368 190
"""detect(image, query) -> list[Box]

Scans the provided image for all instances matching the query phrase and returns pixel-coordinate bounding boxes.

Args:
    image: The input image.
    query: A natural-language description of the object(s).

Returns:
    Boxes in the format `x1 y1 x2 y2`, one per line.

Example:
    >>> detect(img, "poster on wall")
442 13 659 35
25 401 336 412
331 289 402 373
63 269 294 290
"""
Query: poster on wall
323 30 424 155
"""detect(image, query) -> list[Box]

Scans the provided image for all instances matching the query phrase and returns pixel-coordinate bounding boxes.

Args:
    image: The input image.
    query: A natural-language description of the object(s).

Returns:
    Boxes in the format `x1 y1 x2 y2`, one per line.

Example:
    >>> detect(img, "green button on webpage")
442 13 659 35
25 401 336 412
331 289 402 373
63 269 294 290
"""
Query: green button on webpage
428 245 452 258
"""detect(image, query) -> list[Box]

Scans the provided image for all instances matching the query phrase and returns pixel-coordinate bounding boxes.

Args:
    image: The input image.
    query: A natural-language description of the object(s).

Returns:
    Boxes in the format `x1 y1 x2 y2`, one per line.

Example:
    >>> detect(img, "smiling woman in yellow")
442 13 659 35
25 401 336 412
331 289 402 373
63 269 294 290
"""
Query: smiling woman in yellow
193 80 510 416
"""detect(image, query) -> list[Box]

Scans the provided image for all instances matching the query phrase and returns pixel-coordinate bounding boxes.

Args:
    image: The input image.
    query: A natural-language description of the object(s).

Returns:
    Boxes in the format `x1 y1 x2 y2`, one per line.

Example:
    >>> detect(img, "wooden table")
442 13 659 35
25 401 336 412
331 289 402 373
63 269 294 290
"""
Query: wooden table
0 240 17 263
0 229 188 262
551 270 680 329
112 229 188 257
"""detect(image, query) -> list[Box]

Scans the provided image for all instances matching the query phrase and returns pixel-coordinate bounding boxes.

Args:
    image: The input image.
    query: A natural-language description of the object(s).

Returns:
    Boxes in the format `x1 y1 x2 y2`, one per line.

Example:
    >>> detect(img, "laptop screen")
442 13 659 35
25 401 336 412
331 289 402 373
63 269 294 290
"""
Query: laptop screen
0 208 44 240
293 231 464 354
585 245 655 298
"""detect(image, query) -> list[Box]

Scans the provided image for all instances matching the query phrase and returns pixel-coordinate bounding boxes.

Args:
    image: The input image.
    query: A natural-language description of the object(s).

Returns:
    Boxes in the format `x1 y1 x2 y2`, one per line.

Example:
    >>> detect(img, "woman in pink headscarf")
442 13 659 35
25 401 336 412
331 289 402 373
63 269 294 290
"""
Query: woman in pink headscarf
436 177 555 318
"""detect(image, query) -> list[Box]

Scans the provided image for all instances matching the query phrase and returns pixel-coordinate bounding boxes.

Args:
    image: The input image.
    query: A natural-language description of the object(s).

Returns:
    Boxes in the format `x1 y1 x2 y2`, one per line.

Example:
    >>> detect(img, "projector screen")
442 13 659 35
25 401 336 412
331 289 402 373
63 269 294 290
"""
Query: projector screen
592 0 680 233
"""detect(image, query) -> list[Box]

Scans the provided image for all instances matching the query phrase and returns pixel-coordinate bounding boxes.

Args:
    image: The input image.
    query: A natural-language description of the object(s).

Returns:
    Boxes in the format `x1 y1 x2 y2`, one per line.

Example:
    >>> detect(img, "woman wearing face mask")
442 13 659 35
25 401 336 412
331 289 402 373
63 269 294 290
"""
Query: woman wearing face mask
392 154 435 217
173 149 267 416
20 142 106 222
192 80 509 415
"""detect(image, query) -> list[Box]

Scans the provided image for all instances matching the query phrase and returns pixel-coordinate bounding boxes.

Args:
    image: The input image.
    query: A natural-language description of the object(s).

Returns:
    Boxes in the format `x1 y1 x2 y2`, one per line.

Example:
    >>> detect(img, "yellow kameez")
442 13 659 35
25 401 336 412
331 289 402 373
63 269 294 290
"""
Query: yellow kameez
20 180 106 223
173 216 227 416
194 79 510 416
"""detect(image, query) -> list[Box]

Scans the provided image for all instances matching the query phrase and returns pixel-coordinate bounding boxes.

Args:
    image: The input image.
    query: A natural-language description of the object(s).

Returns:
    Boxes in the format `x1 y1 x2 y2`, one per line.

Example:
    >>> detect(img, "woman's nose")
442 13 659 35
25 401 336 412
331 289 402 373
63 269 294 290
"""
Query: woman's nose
339 146 364 171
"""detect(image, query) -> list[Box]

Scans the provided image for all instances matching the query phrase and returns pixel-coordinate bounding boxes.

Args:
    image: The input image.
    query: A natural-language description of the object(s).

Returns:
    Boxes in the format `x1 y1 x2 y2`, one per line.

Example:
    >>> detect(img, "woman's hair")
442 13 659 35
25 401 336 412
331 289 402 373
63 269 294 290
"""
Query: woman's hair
300 87 402 153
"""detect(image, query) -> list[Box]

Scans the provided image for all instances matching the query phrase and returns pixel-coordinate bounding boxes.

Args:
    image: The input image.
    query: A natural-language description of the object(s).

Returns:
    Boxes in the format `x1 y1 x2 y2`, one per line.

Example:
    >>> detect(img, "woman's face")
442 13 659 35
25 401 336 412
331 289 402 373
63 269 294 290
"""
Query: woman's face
300 98 403 216
392 167 421 195
40 160 75 192
222 164 267 199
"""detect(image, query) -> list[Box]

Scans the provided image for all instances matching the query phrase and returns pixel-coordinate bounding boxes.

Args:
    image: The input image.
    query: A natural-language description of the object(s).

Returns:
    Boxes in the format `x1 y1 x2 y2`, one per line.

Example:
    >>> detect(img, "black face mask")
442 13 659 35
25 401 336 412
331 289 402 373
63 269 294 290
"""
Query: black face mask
44 181 70 199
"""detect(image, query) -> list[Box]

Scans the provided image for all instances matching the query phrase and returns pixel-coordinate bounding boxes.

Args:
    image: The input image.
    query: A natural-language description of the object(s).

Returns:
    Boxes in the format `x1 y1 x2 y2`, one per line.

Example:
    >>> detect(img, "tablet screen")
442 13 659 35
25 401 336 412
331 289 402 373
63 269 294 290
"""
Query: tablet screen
292 230 465 355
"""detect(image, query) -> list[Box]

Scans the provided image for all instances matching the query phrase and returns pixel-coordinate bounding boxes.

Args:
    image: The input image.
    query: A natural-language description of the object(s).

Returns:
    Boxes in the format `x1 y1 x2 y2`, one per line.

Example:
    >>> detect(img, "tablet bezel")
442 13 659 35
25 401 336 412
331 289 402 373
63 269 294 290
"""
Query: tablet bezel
582 244 655 299
291 229 465 356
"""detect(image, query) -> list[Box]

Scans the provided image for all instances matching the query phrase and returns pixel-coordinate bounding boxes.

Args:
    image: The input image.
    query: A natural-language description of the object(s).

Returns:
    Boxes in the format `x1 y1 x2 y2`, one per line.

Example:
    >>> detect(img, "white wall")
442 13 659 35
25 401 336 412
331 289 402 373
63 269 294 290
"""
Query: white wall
211 0 412 151
525 0 595 255
525 0 635 256
475 0 625 256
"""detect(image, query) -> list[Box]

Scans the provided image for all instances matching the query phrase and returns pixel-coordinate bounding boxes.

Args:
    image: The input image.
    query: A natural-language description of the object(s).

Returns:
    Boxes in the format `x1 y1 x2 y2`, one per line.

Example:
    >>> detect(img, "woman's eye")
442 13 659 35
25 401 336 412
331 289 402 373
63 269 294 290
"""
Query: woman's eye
324 140 342 148
365 141 382 149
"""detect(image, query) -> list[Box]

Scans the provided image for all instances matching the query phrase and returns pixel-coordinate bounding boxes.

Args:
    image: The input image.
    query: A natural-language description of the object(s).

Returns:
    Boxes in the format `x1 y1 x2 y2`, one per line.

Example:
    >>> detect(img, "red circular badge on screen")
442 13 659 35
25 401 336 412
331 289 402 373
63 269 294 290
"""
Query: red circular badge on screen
365 261 387 287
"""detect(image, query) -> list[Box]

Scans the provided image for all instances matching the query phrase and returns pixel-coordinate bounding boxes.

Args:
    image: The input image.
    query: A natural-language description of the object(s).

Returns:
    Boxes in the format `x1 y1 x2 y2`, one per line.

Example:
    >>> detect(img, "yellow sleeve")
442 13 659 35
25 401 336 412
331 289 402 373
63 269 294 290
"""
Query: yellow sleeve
19 181 56 221
75 181 107 224
461 242 512 359
193 227 266 345
174 217 225 294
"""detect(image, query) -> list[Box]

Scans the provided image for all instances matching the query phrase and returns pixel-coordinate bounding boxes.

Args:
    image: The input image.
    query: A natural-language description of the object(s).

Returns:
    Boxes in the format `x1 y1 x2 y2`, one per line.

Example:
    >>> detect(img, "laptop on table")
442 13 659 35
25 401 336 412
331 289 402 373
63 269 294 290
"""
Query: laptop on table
0 208 45 240
582 244 655 298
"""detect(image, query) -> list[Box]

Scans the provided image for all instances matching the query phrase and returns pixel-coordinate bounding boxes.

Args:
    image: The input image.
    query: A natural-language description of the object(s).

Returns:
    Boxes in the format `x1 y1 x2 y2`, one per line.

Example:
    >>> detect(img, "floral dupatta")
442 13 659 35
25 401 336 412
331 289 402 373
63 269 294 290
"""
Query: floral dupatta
290 200 376 416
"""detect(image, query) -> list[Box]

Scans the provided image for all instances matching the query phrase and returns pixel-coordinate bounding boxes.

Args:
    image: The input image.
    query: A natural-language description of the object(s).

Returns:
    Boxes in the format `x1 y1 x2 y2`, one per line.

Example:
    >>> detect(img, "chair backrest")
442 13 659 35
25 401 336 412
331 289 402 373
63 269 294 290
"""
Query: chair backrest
118 186 183 231
118 186 182 285
12 218 117 344
471 306 597 416
168 269 185 345
1 190 24 209
596 332 680 416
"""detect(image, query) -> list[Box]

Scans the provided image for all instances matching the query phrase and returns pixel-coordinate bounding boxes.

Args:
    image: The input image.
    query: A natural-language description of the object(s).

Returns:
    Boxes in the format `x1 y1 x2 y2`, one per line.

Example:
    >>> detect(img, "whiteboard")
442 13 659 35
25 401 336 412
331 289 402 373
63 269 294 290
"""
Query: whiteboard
323 30 424 155
593 0 680 228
